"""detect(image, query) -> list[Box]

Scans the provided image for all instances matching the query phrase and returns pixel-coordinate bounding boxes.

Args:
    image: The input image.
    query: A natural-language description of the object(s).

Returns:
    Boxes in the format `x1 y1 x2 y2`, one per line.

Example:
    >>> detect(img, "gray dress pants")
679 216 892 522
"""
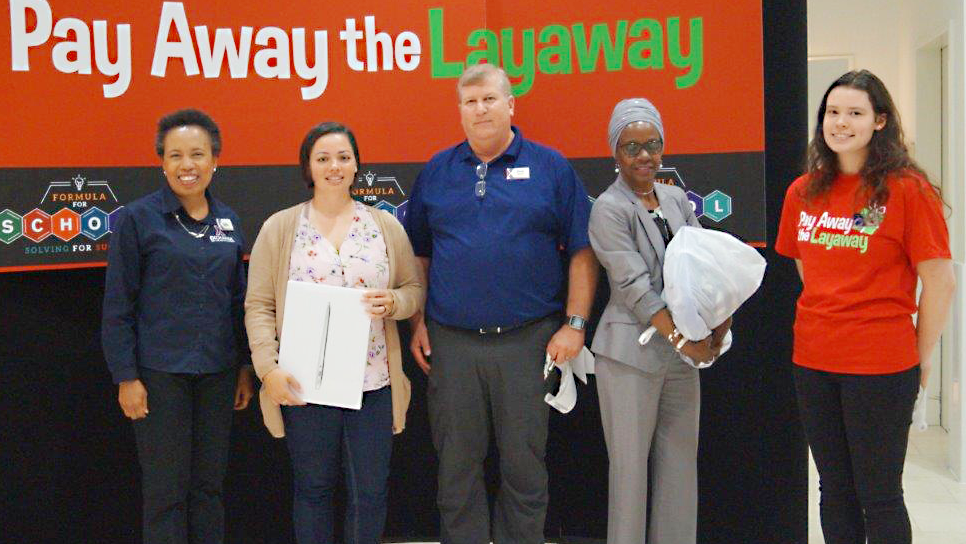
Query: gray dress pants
596 354 700 544
427 316 558 544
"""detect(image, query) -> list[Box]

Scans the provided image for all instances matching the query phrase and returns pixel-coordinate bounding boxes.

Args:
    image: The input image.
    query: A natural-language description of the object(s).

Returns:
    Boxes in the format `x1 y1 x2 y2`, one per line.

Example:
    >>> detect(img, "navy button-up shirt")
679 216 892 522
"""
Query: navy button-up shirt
405 127 591 329
102 185 248 384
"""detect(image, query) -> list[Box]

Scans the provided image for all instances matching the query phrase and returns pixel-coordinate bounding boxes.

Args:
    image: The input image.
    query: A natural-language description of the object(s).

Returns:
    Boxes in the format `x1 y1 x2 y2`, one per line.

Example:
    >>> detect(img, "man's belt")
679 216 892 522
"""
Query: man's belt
476 315 553 335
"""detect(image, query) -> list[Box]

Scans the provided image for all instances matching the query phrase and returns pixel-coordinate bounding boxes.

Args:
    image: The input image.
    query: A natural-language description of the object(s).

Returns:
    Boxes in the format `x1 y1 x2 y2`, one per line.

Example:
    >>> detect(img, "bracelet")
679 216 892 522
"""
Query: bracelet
667 328 686 352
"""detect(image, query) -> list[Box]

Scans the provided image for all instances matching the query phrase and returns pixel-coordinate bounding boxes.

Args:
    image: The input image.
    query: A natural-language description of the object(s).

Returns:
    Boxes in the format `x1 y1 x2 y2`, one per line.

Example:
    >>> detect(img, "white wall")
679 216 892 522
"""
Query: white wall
808 0 966 480
808 0 962 146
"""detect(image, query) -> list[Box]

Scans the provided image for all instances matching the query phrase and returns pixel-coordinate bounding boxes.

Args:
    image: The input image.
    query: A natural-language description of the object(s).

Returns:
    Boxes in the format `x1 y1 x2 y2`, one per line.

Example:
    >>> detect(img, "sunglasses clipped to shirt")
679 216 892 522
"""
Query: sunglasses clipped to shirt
475 162 488 199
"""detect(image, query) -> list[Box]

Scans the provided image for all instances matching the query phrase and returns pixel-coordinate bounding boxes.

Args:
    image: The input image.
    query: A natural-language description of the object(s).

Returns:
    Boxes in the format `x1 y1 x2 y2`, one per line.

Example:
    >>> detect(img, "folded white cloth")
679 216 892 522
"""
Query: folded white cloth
544 347 595 413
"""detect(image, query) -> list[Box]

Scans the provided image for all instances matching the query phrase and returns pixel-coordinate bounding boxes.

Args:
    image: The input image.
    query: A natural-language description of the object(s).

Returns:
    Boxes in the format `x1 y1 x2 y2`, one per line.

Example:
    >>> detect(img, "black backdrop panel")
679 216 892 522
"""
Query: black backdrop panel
0 151 763 272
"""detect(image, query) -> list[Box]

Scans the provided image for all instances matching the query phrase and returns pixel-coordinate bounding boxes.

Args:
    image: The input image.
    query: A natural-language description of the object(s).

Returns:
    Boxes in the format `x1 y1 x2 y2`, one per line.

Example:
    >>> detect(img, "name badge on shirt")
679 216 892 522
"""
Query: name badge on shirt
505 167 530 181
216 218 234 231
209 225 236 243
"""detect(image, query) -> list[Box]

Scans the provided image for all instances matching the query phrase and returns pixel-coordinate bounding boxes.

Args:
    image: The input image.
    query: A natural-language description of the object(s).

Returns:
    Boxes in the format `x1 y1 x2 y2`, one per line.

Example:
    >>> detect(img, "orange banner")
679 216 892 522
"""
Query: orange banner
1 0 763 167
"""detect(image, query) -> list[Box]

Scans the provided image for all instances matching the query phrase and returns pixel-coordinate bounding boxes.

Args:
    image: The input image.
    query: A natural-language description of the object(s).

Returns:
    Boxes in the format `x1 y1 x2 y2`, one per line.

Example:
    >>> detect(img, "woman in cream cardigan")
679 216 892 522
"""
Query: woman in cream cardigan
245 122 423 544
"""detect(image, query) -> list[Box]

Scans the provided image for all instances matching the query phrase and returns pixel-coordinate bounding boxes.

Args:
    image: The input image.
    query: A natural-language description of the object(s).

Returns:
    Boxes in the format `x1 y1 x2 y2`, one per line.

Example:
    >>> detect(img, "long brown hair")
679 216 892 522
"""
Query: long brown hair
805 70 931 207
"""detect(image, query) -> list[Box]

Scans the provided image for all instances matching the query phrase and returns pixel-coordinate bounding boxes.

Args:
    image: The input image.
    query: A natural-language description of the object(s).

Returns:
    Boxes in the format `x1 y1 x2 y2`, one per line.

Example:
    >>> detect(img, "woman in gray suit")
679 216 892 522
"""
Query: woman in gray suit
589 98 731 544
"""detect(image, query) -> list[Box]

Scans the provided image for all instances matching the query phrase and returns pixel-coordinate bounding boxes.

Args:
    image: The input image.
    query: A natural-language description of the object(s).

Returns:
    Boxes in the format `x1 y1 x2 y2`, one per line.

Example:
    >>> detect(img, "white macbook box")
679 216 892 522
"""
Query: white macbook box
278 280 372 409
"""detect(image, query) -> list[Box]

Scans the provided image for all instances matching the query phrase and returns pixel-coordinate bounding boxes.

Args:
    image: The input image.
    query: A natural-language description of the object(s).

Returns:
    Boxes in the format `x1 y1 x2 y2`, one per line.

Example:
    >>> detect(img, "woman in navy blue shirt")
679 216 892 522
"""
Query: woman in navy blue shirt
101 109 254 544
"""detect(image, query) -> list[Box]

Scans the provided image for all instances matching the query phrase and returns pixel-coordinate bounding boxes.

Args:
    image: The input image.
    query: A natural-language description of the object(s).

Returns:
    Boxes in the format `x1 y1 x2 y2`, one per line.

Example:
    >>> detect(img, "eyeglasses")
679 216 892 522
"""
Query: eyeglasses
619 139 664 157
475 162 487 198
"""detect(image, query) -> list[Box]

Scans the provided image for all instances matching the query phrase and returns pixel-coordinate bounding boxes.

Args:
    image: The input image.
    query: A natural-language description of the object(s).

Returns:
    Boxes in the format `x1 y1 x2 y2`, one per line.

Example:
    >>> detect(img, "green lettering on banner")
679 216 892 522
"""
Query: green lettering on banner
627 18 664 69
467 29 499 65
571 21 628 73
429 8 463 78
667 17 703 88
537 24 572 74
426 8 708 93
501 28 536 95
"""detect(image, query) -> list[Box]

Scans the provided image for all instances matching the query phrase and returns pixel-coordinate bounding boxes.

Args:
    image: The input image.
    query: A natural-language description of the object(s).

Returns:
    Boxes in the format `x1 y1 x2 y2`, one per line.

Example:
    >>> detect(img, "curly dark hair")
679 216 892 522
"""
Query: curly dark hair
805 70 932 207
155 109 222 158
298 122 361 189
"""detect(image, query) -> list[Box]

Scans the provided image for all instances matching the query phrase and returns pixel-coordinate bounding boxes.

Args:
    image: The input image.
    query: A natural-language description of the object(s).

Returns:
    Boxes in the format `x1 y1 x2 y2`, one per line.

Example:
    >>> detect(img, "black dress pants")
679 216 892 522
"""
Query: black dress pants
794 364 919 544
132 366 236 544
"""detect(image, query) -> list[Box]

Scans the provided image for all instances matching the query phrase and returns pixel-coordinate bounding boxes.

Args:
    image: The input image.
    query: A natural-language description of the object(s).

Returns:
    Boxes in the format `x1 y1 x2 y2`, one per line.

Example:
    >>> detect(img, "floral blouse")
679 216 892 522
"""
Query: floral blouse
288 202 390 391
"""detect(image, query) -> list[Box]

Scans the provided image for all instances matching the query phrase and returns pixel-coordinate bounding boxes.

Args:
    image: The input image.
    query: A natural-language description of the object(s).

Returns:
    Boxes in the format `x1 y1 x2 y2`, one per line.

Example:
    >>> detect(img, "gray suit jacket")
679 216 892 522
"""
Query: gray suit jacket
589 177 701 372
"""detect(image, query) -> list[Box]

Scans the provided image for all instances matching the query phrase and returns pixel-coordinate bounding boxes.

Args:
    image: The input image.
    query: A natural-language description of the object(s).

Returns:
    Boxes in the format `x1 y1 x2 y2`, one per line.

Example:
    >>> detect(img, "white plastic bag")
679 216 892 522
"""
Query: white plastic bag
639 226 767 367
911 385 928 431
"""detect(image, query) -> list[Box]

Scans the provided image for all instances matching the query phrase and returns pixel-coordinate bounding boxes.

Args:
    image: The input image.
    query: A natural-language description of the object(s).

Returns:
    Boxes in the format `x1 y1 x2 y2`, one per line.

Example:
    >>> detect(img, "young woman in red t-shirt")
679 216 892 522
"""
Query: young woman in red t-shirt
776 70 954 544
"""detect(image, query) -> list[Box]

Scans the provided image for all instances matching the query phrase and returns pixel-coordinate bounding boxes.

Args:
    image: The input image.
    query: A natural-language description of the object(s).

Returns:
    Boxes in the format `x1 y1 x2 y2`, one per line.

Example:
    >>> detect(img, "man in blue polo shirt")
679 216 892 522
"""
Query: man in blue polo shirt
405 63 598 544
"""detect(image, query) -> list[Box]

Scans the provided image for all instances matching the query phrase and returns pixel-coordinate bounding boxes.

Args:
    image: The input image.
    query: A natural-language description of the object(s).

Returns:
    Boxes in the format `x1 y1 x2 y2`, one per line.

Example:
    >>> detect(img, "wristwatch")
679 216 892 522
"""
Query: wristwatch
566 314 587 331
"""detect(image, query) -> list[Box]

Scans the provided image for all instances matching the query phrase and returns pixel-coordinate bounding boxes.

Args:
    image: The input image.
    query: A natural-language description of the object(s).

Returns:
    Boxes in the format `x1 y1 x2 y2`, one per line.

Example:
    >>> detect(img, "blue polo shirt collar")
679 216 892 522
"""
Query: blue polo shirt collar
159 184 217 225
457 126 523 164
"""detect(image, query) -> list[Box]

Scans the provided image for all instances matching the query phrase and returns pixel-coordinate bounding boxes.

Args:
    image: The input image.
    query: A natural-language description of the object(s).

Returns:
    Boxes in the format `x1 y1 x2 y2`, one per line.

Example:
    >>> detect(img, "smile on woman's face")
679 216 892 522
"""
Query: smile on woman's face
822 86 885 168
309 133 358 195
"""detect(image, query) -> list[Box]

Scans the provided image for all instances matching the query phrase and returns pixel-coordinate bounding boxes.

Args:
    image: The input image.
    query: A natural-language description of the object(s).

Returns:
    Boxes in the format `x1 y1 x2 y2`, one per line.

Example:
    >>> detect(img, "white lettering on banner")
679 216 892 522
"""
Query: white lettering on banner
194 25 254 78
1 219 14 235
151 2 200 76
292 28 329 100
341 18 365 71
9 1 423 99
10 0 132 97
395 31 420 71
341 16 422 72
93 20 132 98
152 2 330 99
364 15 391 72
52 18 91 74
253 27 292 79
10 0 52 71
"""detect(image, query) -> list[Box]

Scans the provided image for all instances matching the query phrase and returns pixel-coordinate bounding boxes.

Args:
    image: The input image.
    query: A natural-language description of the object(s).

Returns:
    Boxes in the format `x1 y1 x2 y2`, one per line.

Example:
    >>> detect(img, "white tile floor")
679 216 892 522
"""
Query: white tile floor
808 426 966 543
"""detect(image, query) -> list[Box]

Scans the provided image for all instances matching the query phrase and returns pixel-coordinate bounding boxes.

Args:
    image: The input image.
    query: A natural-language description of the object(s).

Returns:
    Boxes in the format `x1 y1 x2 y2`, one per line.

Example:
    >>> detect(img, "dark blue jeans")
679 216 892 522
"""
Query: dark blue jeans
281 386 393 544
794 365 919 544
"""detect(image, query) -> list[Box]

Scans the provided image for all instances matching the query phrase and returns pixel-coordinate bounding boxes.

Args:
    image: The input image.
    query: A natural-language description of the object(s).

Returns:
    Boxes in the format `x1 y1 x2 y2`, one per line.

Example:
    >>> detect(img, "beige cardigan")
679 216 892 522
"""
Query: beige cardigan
244 202 424 438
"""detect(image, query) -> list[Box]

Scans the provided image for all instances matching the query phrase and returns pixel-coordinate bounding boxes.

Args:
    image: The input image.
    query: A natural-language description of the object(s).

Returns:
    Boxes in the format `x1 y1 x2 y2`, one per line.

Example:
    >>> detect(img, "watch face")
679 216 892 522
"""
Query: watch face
568 315 586 330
